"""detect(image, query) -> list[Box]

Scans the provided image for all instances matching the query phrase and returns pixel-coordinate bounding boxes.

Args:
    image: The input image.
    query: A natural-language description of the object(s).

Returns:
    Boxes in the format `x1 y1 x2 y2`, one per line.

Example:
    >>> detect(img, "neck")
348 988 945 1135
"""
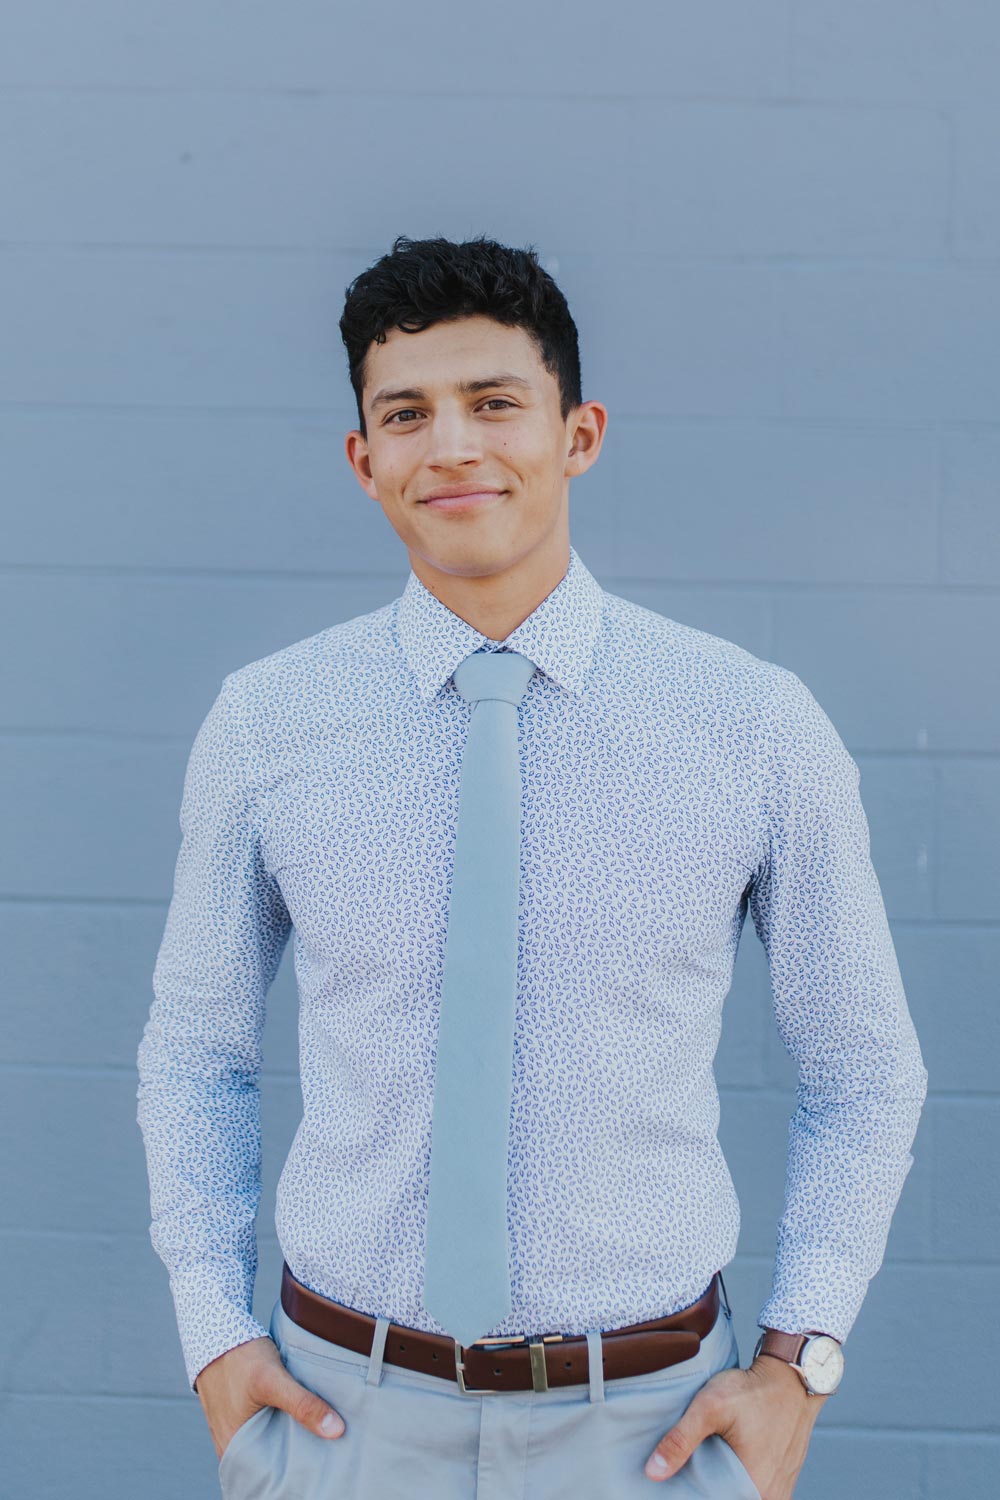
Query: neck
408 535 571 642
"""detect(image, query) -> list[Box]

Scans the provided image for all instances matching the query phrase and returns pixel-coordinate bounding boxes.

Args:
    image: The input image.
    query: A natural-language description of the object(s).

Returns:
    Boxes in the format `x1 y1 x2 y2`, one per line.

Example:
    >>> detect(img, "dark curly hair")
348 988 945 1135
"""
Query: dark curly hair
338 233 582 439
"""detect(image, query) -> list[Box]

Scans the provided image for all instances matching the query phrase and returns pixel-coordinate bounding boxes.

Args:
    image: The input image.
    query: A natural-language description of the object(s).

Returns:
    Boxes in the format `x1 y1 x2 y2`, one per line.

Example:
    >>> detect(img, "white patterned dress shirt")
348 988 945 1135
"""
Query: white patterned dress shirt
136 544 928 1392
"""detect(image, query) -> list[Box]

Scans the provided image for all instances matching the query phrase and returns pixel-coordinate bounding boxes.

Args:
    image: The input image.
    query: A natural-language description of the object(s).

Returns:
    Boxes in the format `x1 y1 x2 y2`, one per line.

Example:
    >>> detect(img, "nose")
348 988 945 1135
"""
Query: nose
423 408 486 470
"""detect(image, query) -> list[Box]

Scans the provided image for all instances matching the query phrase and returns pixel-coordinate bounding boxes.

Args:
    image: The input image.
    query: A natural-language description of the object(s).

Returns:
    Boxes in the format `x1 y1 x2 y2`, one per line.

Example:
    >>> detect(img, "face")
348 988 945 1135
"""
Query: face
344 314 606 601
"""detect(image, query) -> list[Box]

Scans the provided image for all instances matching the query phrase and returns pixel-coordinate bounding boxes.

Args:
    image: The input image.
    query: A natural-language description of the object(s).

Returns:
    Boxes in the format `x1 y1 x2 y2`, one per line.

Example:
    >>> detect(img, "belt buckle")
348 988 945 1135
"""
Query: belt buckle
454 1333 564 1395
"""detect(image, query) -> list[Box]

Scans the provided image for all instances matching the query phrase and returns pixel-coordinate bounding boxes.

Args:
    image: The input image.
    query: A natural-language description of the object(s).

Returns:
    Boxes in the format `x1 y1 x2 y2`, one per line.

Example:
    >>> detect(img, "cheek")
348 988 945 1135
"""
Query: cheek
493 432 550 476
377 452 413 488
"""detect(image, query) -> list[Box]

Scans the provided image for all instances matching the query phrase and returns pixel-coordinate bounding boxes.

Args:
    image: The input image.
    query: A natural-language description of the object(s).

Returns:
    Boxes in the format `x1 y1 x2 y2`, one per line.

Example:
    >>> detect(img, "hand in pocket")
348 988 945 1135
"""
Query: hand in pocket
195 1333 348 1461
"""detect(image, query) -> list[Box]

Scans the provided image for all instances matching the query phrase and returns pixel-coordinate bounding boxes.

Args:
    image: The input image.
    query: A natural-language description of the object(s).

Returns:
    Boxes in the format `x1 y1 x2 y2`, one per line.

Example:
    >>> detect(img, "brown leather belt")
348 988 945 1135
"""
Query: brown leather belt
280 1261 722 1394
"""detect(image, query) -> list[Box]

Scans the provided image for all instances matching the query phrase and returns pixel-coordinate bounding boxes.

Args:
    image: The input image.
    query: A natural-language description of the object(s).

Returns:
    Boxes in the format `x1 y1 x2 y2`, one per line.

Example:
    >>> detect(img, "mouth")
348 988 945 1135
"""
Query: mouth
419 489 507 512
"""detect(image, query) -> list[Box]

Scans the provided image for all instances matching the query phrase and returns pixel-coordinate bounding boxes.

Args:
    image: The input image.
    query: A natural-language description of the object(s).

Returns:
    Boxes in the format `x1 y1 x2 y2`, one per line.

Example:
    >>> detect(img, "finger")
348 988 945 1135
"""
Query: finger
644 1390 717 1481
265 1363 346 1439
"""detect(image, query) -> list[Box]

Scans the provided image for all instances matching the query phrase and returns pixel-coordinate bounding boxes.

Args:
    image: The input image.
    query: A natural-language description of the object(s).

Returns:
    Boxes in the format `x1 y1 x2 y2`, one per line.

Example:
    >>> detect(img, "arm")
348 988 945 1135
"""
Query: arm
747 664 929 1342
136 669 292 1393
644 665 929 1494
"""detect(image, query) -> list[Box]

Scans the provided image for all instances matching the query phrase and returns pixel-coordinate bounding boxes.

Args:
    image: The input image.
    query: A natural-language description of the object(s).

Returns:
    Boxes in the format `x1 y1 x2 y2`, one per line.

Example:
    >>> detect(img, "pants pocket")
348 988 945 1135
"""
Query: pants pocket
712 1434 763 1499
217 1404 279 1496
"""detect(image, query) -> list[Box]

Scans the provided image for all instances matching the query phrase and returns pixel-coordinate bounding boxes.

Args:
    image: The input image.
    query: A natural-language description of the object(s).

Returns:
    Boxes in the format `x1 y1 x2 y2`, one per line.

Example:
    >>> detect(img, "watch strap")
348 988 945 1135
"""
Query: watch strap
755 1328 809 1365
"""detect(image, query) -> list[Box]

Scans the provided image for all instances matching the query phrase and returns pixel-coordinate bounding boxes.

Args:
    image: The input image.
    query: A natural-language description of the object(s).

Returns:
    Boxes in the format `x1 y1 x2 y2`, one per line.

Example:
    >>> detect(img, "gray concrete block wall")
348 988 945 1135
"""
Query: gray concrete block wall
2 4 995 1495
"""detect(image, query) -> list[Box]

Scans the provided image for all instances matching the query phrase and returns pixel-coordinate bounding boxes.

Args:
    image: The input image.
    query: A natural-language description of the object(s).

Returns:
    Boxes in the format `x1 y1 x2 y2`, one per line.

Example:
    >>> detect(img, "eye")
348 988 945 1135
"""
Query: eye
385 398 515 426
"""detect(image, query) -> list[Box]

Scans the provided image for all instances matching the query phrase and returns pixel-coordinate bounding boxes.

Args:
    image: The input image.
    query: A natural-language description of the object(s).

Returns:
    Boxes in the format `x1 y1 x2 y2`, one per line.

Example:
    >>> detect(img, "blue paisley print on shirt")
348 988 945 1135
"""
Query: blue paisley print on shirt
136 544 928 1392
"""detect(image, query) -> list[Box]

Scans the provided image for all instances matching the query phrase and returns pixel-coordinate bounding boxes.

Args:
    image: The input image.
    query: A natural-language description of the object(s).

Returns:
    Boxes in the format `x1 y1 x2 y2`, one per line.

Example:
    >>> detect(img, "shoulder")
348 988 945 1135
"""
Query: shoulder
599 588 799 716
219 601 397 726
597 592 856 790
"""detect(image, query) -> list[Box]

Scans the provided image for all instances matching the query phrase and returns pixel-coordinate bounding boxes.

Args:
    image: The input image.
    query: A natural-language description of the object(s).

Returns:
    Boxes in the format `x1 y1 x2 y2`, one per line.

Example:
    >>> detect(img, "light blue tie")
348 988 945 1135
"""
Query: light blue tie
422 646 538 1349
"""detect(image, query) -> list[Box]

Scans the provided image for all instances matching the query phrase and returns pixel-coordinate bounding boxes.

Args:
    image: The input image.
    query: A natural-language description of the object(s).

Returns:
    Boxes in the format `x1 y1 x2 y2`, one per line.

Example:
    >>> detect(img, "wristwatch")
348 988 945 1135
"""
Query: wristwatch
752 1328 845 1396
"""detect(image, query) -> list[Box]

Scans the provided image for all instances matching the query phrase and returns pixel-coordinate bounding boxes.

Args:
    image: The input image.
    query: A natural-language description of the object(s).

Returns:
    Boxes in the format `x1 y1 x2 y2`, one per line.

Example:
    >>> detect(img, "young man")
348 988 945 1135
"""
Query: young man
137 234 928 1498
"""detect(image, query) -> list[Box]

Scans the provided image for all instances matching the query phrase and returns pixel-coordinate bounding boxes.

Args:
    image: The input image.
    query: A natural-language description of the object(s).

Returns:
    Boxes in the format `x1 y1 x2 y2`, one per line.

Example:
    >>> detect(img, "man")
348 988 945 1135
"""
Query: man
137 233 928 1498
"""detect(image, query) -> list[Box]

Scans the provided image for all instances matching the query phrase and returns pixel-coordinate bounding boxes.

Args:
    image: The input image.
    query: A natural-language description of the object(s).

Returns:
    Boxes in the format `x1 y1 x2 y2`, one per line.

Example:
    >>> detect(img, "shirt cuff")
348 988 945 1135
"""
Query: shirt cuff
756 1251 866 1344
169 1265 273 1394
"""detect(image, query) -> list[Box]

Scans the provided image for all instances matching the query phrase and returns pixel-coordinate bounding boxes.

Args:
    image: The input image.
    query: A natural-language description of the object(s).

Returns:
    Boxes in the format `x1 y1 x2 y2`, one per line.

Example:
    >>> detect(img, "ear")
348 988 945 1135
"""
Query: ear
564 400 608 479
344 430 380 502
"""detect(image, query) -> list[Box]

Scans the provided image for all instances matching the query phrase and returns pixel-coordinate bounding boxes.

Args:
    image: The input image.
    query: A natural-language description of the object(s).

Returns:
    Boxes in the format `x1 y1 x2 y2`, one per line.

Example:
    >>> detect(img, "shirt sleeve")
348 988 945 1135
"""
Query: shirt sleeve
136 669 292 1393
747 665 928 1344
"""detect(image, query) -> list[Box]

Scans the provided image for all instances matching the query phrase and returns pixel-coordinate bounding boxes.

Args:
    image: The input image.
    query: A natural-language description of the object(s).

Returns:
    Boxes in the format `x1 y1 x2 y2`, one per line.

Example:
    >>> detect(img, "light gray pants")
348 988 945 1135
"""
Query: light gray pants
218 1288 762 1499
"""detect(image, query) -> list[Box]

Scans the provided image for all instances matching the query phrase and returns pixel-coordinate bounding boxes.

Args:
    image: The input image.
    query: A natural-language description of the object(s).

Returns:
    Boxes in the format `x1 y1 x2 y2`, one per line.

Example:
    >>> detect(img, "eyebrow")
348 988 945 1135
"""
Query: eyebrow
369 372 534 411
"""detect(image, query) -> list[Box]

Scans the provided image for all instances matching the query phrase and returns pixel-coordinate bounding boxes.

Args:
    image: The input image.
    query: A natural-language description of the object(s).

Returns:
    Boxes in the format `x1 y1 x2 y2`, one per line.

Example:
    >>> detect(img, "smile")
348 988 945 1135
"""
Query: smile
421 491 507 512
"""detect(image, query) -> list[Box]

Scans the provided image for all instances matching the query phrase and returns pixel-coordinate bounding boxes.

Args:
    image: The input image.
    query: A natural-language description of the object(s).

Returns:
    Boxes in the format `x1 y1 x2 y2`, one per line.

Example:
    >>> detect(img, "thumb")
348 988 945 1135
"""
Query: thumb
644 1390 716 1481
266 1362 346 1439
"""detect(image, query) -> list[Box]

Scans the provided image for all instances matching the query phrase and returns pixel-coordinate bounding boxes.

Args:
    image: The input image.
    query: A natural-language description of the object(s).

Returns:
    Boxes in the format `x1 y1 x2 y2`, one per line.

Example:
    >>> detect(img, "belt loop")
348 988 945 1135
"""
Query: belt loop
366 1316 390 1386
717 1269 732 1320
585 1329 605 1404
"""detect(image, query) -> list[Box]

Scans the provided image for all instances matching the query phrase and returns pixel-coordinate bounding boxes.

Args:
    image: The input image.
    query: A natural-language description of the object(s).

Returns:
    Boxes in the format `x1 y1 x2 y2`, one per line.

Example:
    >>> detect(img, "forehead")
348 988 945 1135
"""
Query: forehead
363 315 549 399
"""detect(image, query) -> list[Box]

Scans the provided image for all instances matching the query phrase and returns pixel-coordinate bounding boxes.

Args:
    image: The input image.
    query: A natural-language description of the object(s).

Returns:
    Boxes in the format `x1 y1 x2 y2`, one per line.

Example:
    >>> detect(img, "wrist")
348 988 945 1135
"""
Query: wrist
753 1326 845 1397
750 1348 829 1410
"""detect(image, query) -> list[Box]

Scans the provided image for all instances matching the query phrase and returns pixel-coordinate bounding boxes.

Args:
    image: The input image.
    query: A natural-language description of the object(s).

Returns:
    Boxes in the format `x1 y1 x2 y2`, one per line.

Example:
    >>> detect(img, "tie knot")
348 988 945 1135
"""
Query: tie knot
452 648 537 707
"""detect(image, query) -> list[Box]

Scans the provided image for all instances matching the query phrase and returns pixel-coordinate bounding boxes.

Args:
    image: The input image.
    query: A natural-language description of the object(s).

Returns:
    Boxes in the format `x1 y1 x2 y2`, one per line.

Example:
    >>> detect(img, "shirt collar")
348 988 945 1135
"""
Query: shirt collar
396 544 606 702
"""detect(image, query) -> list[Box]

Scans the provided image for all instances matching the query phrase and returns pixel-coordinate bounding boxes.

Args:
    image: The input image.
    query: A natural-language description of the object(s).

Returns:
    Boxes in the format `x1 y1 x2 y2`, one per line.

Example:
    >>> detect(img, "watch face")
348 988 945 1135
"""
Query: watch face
800 1335 844 1394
